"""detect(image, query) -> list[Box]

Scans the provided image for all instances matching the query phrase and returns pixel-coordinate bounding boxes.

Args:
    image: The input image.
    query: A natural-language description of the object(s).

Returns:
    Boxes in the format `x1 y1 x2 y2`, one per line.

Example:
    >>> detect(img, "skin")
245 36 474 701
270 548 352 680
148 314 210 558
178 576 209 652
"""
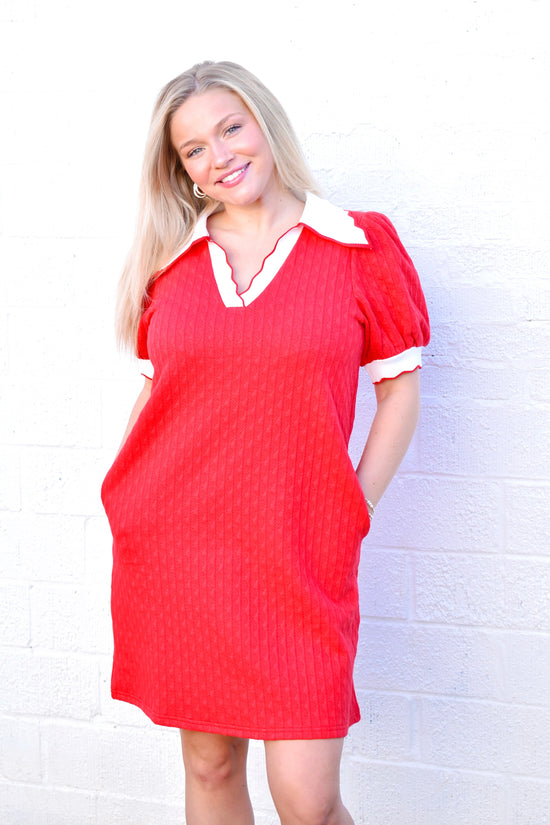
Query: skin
117 87 422 824
170 88 304 292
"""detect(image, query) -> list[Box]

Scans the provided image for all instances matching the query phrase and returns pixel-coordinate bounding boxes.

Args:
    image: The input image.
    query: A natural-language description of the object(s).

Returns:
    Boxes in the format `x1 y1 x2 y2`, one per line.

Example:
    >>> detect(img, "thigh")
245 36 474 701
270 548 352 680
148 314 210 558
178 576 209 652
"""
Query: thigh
264 738 345 820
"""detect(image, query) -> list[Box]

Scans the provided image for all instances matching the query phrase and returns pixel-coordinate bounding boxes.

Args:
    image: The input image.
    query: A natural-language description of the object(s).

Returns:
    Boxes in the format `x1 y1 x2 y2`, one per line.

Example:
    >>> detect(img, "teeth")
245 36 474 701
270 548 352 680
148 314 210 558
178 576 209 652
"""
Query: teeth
222 167 245 183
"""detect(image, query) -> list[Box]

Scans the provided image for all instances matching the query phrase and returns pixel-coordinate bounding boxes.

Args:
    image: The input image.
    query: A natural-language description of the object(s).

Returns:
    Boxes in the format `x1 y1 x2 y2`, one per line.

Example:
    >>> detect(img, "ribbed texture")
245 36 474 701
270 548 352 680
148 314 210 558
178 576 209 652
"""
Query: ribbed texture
101 212 430 739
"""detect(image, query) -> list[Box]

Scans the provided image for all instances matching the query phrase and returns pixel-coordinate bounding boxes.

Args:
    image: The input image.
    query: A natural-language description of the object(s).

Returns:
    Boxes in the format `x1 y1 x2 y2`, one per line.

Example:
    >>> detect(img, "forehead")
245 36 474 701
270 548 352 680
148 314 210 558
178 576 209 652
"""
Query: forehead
170 88 250 139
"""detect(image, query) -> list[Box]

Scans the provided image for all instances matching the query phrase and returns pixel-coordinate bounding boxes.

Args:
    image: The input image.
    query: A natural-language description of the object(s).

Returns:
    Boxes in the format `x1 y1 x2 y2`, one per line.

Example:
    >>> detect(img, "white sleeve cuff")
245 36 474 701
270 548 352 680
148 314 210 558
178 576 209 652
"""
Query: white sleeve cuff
139 360 154 380
365 346 422 384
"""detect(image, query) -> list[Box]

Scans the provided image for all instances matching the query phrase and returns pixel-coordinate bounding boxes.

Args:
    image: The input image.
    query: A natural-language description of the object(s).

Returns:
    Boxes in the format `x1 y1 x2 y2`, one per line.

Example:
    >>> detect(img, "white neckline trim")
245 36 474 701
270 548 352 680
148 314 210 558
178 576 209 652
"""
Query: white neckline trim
209 225 303 307
299 193 370 247
163 193 370 271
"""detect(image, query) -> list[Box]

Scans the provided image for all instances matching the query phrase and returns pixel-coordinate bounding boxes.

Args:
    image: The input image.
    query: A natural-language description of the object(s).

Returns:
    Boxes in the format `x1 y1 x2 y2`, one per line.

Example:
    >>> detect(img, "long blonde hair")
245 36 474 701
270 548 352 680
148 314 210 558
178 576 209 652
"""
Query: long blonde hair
116 60 320 350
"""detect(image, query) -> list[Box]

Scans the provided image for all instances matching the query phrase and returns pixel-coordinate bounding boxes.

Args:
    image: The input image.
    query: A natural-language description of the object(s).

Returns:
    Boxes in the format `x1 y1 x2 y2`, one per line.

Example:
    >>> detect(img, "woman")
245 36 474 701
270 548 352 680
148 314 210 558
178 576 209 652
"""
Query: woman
101 60 429 825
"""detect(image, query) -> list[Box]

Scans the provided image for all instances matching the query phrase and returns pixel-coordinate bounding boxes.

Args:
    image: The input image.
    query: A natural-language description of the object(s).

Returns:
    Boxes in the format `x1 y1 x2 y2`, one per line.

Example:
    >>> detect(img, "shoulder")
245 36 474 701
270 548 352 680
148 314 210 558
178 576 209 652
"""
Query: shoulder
300 195 409 254
348 210 407 250
346 211 420 285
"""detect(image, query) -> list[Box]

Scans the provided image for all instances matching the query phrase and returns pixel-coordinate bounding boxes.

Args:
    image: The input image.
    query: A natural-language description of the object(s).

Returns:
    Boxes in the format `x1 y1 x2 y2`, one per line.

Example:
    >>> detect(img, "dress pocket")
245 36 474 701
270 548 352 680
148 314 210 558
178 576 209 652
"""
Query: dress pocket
351 474 371 539
100 452 150 565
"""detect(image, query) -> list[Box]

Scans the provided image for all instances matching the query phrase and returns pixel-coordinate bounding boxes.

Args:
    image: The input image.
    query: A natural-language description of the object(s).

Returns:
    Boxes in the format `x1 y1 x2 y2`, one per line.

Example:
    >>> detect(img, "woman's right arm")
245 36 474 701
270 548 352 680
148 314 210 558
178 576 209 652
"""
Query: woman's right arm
116 376 152 454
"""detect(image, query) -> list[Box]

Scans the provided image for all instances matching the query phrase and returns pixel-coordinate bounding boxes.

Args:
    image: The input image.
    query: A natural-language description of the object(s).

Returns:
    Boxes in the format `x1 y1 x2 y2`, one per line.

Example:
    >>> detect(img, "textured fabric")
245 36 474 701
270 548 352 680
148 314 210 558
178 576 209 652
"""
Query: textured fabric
101 206 430 739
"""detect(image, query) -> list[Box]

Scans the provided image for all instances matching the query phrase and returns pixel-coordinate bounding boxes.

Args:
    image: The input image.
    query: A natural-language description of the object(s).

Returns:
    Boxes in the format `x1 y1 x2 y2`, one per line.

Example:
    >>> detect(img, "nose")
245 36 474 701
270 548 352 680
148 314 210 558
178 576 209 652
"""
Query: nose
212 139 234 168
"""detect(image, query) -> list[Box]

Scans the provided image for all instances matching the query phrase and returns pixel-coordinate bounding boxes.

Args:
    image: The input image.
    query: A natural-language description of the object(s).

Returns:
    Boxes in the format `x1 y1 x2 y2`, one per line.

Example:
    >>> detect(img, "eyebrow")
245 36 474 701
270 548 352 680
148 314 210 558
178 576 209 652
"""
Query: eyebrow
178 112 245 151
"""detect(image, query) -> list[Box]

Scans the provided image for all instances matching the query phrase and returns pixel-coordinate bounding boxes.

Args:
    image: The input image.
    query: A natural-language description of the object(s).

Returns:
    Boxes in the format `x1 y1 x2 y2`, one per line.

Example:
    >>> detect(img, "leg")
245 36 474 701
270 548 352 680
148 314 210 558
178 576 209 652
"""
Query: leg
264 738 354 825
180 729 254 825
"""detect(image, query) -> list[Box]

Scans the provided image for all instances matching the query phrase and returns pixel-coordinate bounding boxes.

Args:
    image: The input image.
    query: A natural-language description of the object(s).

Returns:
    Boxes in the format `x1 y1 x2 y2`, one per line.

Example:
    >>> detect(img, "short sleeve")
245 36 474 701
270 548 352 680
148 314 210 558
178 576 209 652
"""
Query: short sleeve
350 211 430 383
136 298 152 358
135 290 157 381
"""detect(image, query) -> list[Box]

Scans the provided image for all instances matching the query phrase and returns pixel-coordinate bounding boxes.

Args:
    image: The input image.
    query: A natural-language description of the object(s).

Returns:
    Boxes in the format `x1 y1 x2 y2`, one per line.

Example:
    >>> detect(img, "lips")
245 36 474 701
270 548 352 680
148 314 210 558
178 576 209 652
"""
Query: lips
216 163 250 185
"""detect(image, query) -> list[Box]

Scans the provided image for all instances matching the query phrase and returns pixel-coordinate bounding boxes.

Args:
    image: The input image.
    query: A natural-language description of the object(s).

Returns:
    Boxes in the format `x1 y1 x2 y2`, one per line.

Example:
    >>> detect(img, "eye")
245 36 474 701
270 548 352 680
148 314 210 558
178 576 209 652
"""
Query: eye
186 146 203 159
225 123 241 136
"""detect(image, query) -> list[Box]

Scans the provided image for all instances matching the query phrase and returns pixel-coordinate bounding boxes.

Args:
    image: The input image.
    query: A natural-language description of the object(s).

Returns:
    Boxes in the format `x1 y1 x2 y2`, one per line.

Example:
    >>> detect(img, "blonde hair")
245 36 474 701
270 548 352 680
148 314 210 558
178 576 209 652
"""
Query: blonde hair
116 60 320 350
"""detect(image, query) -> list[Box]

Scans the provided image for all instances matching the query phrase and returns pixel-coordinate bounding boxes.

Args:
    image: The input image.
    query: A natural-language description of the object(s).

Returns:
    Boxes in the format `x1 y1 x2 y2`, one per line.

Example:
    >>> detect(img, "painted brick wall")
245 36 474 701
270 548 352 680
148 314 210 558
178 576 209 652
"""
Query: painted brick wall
1 1 548 823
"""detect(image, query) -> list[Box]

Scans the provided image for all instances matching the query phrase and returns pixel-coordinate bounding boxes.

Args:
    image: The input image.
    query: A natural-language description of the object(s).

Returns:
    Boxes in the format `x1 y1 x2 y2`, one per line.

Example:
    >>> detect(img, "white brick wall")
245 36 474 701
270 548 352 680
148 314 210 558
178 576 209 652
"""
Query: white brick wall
1 1 548 823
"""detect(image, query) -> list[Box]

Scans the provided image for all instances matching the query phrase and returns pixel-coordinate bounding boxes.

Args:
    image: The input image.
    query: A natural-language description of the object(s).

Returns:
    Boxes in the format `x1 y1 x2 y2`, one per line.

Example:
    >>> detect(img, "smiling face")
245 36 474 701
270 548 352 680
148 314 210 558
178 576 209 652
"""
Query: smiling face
170 87 281 208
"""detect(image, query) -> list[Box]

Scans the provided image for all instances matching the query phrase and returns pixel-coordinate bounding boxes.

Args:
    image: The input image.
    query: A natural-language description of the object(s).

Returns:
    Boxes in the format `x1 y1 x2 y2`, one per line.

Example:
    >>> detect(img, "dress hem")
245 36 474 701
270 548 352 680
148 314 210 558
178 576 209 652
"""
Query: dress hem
111 689 360 740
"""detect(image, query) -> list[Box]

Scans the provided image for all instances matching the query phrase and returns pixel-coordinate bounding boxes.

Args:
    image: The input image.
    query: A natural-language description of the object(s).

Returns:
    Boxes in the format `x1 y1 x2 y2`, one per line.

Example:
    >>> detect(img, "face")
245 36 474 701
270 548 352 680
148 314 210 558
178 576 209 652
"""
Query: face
170 88 280 207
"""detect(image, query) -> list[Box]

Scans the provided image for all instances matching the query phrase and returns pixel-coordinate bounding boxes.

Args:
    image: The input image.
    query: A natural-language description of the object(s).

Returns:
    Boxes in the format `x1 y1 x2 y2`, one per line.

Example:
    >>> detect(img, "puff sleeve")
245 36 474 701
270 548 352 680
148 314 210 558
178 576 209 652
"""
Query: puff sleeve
350 211 430 383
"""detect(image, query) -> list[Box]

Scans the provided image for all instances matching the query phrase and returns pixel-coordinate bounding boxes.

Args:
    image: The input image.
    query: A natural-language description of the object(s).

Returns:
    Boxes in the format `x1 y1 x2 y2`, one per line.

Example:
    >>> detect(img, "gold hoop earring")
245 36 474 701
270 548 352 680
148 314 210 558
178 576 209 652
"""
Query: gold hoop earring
193 183 206 199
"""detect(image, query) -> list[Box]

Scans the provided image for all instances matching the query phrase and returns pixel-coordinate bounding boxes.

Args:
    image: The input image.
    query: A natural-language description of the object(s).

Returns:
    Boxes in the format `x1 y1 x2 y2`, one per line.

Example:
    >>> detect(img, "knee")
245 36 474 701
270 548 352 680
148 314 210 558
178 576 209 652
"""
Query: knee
181 733 247 790
275 790 342 825
187 752 234 789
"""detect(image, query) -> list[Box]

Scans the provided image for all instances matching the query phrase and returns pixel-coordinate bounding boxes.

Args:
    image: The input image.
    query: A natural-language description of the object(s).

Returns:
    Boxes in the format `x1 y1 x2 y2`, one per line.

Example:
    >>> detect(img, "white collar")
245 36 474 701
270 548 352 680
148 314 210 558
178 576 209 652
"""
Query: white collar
164 194 369 269
299 193 370 247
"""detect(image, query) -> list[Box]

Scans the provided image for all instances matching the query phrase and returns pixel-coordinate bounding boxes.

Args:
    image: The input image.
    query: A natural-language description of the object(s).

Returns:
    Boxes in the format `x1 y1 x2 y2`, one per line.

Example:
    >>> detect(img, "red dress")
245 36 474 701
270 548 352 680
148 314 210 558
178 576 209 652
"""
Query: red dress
101 195 430 739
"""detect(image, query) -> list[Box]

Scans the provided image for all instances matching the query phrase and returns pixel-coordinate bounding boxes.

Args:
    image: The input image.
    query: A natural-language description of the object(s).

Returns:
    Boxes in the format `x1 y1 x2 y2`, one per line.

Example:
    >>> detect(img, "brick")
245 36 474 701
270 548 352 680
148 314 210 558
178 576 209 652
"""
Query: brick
419 400 550 479
529 366 550 403
2 161 121 239
0 310 8 373
0 583 30 646
505 484 550 555
358 550 409 619
428 284 532 325
8 306 115 380
414 244 550 286
525 284 550 321
419 697 550 777
345 691 411 760
506 633 550 706
0 447 21 511
407 204 519 246
2 378 102 448
2 512 86 581
100 375 146 451
420 363 527 403
96 795 186 825
424 322 550 372
0 650 98 719
30 583 111 655
370 476 501 553
97 655 154 728
305 126 401 175
3 237 119 312
0 718 41 782
247 739 278 816
20 447 109 516
253 814 280 825
42 723 184 799
510 777 550 825
0 782 96 825
84 516 114 586
355 622 507 701
0 1 35 22
414 554 550 630
97 791 277 825
346 760 508 825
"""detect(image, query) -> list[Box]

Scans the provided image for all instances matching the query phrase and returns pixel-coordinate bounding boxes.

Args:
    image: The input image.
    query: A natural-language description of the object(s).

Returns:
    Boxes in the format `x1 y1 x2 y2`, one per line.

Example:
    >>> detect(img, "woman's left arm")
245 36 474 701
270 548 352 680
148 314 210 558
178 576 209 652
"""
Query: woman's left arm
356 369 421 509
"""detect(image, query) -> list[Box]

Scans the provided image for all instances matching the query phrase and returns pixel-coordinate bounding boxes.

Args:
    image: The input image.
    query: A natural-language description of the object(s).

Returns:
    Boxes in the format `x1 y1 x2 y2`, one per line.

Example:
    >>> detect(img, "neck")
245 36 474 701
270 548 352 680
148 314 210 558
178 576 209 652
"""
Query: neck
213 189 305 237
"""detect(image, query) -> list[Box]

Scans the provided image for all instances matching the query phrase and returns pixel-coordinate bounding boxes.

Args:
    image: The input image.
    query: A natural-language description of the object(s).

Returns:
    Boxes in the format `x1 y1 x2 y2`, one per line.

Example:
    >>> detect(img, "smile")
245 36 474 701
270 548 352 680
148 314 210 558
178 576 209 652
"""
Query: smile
217 163 250 185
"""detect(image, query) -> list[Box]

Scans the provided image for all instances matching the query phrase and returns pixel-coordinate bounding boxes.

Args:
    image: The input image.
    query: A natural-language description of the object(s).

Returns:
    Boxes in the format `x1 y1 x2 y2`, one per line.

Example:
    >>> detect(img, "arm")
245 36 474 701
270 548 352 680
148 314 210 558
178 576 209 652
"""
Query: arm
355 369 421 508
116 376 152 454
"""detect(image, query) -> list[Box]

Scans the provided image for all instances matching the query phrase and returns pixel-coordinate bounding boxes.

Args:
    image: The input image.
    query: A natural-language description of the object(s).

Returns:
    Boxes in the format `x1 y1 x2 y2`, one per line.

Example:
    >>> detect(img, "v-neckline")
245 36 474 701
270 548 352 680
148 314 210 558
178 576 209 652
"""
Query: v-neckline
206 225 304 308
